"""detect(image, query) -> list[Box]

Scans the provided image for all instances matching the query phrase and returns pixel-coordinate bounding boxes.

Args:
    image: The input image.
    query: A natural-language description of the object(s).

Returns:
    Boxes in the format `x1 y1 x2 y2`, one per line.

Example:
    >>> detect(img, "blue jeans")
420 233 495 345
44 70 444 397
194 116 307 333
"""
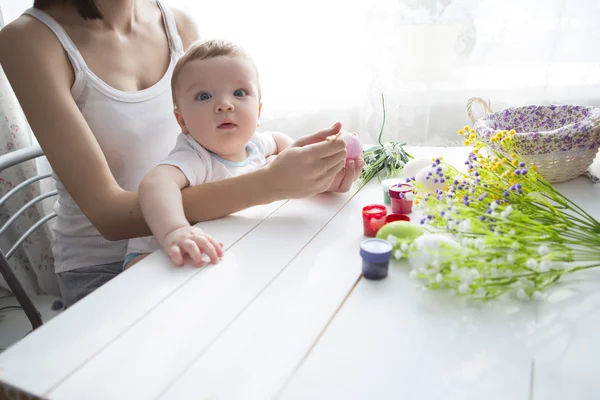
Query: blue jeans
56 261 123 307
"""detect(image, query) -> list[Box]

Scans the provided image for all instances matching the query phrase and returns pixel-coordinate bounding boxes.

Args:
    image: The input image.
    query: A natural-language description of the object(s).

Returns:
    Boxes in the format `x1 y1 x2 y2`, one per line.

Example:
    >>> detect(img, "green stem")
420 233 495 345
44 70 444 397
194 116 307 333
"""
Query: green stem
378 93 386 147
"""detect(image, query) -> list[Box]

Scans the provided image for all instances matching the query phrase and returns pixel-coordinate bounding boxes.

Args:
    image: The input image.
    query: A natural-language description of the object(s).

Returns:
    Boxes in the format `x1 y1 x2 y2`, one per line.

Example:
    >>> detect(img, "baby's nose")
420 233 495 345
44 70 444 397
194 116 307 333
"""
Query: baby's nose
216 101 234 112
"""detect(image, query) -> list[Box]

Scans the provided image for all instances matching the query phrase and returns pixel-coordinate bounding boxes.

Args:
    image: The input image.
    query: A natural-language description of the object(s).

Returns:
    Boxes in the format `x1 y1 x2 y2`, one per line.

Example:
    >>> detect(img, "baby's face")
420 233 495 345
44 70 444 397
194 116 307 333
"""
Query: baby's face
174 55 261 160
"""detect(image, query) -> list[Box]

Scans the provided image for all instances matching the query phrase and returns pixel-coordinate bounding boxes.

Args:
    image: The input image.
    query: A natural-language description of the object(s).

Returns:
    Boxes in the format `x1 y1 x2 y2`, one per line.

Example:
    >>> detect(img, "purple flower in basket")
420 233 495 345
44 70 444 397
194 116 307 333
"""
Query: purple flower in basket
474 104 600 156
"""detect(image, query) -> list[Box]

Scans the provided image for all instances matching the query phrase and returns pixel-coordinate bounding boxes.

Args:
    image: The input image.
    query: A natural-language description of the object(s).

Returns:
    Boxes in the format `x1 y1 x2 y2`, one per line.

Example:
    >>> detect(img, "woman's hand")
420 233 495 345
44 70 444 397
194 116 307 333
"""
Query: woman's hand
264 122 348 199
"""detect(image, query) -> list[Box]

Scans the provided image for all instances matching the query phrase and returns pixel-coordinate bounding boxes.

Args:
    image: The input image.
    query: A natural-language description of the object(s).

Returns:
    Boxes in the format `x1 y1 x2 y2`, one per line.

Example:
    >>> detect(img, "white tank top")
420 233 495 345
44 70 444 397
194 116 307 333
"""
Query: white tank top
23 1 184 273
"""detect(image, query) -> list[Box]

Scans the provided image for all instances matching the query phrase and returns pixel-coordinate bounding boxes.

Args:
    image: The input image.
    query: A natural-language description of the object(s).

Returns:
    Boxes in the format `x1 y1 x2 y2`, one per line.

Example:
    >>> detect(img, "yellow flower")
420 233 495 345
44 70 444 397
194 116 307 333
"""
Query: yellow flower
464 125 470 131
464 140 470 146
458 129 465 135
511 160 518 166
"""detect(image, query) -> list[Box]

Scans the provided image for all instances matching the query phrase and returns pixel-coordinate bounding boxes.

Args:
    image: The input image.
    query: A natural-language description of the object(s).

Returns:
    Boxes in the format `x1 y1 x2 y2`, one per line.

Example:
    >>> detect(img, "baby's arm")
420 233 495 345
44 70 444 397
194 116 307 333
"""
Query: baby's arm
139 166 223 266
271 132 294 155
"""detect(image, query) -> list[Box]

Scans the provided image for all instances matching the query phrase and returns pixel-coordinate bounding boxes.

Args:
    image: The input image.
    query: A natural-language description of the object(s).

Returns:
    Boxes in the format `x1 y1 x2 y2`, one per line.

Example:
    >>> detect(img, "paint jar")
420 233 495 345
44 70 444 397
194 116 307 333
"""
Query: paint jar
389 184 414 214
362 204 387 237
360 238 393 280
381 179 402 205
385 213 410 224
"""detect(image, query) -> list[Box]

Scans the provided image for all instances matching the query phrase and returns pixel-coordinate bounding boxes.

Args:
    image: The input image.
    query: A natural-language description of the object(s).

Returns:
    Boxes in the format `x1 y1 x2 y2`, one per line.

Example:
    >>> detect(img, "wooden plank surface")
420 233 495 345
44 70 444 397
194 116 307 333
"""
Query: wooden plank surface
0 201 286 397
531 177 600 400
158 180 380 400
47 192 357 399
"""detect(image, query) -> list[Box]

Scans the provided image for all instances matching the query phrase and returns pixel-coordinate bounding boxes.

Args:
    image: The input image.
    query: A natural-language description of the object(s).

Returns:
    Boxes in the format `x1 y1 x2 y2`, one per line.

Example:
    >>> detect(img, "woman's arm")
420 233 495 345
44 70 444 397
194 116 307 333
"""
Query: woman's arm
0 18 150 241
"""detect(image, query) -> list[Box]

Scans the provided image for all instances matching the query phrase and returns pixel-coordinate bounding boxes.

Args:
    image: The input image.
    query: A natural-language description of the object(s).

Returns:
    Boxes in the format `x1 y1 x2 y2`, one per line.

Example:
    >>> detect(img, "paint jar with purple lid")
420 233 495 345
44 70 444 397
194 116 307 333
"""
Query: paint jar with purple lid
359 238 393 280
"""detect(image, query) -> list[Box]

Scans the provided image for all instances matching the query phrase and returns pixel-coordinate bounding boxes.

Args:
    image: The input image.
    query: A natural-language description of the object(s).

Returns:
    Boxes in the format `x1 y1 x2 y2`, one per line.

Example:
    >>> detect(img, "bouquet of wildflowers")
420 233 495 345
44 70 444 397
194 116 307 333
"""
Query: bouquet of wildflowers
361 94 412 183
403 127 600 300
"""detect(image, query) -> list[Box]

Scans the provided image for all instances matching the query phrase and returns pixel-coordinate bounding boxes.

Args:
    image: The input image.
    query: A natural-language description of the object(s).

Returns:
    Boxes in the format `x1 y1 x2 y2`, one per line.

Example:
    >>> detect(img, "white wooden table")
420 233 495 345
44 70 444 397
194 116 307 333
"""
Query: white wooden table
1 147 599 400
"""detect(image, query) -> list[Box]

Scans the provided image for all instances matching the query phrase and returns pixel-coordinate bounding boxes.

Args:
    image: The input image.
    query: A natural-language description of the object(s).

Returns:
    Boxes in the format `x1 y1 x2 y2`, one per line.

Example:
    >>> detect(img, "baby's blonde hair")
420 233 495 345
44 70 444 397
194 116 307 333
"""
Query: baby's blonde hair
171 39 260 107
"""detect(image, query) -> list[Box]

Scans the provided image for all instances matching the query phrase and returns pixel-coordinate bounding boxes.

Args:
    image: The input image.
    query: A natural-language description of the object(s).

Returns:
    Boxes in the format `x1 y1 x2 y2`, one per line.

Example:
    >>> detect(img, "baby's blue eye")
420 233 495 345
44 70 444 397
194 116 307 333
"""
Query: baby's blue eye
196 92 211 101
234 89 247 97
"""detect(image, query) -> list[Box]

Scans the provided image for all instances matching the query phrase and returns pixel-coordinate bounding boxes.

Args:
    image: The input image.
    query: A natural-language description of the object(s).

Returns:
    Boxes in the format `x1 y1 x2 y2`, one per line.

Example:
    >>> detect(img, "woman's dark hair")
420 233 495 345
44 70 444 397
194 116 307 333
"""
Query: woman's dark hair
33 0 103 20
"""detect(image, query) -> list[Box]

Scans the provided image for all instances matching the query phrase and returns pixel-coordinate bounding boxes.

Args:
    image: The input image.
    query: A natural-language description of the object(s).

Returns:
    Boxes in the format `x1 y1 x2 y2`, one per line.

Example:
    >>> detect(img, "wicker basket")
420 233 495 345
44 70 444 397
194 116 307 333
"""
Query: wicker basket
466 97 600 183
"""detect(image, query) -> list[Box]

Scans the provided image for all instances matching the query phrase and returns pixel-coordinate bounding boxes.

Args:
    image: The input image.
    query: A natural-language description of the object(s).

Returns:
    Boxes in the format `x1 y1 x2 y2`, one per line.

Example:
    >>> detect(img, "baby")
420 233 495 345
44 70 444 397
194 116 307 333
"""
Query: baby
125 39 294 269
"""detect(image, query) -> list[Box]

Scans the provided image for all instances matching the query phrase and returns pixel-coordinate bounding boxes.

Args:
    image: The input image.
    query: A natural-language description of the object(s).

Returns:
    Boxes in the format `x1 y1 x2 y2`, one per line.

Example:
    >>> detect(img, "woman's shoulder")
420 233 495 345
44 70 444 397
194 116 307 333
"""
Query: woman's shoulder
168 6 201 50
0 14 55 53
0 14 71 81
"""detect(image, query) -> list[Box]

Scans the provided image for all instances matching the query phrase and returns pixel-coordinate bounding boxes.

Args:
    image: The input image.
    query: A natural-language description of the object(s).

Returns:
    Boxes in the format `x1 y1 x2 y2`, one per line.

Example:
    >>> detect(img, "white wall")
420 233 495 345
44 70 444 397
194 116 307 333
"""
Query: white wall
0 1 31 25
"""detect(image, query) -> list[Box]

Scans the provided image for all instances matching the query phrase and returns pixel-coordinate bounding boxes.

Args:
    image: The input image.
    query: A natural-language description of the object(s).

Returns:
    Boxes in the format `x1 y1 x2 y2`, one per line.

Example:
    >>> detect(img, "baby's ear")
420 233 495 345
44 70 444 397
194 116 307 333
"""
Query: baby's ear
257 103 262 127
174 108 189 134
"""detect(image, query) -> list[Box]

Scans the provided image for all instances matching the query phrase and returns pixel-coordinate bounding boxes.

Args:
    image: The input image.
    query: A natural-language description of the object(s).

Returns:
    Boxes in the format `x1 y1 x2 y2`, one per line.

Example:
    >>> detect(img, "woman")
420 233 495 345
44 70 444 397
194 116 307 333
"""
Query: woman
0 0 363 305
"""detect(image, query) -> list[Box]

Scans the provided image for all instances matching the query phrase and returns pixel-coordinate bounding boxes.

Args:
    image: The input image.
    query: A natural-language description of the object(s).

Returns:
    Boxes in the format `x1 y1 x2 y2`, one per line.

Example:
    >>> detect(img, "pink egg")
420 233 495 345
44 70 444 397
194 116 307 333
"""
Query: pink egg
339 132 363 159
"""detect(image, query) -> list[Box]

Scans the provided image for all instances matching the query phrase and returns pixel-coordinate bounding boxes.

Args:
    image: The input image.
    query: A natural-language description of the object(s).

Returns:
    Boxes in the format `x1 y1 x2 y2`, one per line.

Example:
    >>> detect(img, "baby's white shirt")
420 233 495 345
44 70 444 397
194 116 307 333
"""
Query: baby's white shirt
127 131 277 256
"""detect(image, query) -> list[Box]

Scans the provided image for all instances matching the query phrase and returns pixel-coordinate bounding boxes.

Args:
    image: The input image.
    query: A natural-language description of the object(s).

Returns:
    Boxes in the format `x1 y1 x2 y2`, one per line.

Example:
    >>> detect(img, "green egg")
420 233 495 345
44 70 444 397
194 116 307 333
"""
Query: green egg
376 221 423 241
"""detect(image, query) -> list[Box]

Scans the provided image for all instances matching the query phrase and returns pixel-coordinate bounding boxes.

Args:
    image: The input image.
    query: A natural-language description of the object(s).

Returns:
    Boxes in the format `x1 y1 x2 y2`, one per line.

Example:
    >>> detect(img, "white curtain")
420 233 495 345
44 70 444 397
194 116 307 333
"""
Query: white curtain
165 0 600 146
6 0 600 146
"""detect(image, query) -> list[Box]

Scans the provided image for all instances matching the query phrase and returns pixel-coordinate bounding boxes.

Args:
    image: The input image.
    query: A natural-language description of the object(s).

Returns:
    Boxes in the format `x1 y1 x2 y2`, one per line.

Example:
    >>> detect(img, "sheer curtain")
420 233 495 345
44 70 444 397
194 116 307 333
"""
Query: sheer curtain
166 0 600 145
5 0 600 146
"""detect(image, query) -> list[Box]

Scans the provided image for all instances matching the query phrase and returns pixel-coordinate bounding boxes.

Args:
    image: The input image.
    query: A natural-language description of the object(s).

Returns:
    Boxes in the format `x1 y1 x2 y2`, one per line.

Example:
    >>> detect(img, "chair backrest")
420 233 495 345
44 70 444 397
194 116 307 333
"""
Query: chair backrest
0 145 57 329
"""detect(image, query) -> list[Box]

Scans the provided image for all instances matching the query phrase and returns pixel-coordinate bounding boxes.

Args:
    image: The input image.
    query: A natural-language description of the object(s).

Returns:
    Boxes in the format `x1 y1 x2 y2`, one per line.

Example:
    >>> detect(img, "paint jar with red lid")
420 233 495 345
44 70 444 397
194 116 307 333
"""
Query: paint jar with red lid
389 184 414 214
362 204 387 237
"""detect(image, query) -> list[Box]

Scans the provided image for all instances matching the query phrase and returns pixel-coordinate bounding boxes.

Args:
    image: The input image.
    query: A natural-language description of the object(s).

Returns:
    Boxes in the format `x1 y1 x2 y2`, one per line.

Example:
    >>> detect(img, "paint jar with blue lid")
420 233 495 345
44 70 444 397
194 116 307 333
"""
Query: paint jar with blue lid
359 238 393 280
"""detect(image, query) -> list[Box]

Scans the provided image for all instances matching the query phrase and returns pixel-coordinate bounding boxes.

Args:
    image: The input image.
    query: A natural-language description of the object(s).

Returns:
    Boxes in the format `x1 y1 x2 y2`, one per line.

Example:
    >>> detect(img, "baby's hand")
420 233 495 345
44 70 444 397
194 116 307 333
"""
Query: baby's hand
162 226 224 267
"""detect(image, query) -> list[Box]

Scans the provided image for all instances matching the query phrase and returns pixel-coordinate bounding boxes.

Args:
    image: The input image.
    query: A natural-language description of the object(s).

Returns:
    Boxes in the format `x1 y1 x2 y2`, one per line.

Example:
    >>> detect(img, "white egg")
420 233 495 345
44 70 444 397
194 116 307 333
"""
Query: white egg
408 234 461 271
414 164 450 193
400 158 433 179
